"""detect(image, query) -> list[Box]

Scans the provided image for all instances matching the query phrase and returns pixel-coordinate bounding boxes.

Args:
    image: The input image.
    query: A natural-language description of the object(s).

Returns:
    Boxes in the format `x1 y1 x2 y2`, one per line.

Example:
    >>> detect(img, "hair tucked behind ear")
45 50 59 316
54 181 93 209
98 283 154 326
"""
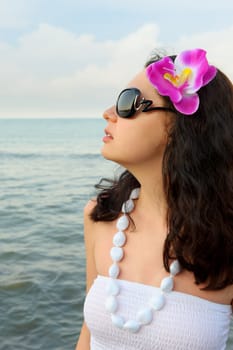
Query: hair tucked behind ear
91 53 233 290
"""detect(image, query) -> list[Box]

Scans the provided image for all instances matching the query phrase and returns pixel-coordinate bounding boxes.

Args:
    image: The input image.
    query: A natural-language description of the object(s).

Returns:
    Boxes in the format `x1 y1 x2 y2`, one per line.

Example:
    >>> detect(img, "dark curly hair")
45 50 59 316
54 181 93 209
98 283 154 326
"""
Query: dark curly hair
91 53 233 291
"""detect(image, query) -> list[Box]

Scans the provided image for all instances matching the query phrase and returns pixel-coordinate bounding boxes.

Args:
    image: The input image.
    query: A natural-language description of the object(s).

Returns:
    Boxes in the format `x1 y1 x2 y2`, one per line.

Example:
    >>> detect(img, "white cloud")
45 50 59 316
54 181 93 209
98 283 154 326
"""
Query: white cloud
0 22 232 118
176 26 233 79
0 23 161 118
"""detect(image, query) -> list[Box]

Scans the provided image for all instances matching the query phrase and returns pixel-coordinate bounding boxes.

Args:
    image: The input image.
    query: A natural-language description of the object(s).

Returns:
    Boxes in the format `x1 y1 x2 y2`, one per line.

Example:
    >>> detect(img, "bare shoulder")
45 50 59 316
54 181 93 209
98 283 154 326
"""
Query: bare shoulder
84 198 97 217
83 198 98 244
221 283 233 306
83 198 99 292
83 197 116 280
228 284 233 305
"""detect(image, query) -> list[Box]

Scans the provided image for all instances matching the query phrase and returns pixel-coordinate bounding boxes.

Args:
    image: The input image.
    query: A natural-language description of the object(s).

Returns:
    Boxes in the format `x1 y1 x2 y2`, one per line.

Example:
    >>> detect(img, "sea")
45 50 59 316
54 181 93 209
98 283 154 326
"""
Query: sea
0 118 232 350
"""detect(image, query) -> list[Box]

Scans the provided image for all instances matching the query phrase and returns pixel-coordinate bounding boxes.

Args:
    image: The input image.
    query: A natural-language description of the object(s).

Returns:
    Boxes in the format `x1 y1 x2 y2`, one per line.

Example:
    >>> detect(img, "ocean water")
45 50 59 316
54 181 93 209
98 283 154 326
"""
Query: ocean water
0 119 232 350
0 118 116 350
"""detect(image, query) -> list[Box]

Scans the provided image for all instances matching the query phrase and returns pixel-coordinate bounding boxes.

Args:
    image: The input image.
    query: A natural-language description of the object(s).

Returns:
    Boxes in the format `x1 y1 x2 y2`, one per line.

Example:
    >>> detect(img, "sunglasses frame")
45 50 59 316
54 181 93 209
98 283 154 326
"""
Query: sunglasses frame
116 87 175 118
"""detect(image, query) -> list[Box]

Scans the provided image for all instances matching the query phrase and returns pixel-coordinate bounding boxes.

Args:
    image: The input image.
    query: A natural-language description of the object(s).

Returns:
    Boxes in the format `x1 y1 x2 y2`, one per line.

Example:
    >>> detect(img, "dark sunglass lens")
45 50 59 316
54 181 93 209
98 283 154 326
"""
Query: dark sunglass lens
117 89 137 118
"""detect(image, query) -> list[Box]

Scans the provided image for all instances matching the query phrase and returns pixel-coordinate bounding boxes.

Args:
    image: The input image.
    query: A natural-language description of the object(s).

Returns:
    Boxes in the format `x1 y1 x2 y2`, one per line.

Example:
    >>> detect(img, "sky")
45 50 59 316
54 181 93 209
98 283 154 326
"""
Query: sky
0 0 232 118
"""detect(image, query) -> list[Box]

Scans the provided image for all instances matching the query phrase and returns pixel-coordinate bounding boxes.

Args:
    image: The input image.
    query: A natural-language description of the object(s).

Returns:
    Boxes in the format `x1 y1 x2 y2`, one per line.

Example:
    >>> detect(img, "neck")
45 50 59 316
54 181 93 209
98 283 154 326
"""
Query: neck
128 157 168 219
138 184 167 215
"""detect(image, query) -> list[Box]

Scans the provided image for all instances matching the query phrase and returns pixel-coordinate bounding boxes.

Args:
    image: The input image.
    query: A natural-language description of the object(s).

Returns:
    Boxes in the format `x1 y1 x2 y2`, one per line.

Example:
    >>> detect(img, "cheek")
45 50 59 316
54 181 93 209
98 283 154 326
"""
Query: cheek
131 118 167 147
115 121 167 163
130 129 166 161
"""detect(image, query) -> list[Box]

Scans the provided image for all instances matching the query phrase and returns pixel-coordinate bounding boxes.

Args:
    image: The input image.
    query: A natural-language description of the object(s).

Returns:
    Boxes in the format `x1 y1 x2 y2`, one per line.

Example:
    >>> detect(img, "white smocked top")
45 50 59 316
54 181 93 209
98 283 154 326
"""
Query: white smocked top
84 275 232 350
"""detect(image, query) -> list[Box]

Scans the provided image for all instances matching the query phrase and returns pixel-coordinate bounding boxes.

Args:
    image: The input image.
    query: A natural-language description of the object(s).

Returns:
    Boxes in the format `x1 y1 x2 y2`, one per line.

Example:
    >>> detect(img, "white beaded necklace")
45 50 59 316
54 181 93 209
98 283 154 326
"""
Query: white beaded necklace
105 187 181 333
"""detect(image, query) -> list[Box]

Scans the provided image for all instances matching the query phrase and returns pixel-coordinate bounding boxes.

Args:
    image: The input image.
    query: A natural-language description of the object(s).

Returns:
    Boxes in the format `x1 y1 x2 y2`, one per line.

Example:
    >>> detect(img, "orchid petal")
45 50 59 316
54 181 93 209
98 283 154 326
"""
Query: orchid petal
177 49 217 93
177 49 206 68
184 64 217 94
146 57 174 94
145 48 216 115
146 57 182 103
174 93 199 115
202 65 217 86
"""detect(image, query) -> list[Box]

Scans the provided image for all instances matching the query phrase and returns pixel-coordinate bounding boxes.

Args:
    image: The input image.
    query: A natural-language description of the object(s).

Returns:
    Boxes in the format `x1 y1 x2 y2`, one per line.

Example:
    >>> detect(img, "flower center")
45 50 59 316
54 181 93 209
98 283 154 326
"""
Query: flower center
164 67 192 87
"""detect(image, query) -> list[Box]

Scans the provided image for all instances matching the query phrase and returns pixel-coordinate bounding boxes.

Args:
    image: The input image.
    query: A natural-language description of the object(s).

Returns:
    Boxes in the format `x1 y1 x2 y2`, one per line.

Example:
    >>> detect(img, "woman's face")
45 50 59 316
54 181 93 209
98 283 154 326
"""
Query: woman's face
101 69 174 170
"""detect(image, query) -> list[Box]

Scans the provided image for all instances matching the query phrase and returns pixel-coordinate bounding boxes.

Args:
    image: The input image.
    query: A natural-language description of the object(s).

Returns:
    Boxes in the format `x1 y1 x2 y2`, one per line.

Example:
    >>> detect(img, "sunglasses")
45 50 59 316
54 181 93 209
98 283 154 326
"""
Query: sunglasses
116 88 175 118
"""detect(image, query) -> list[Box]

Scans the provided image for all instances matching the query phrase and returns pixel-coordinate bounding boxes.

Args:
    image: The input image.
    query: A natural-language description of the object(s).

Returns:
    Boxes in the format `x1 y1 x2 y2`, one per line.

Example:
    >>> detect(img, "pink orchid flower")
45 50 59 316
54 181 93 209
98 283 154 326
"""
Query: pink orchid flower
146 49 217 115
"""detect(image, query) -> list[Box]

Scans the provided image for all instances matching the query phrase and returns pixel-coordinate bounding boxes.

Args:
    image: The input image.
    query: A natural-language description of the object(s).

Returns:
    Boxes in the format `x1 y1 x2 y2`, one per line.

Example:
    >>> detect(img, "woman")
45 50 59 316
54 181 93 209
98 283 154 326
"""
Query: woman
76 48 233 349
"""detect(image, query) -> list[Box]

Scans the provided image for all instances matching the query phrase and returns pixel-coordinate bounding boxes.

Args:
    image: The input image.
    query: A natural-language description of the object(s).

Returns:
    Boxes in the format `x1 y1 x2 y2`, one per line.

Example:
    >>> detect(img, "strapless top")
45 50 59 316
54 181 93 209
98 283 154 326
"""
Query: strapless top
84 275 232 350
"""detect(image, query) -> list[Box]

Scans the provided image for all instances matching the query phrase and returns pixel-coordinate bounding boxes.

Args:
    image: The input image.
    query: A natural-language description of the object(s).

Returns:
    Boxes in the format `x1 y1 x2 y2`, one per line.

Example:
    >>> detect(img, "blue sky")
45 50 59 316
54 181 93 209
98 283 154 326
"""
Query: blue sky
0 0 232 118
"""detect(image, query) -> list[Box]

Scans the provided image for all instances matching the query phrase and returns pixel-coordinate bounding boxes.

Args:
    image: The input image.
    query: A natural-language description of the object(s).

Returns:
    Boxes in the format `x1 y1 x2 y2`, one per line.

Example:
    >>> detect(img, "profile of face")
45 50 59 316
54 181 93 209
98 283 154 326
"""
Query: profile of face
101 69 174 170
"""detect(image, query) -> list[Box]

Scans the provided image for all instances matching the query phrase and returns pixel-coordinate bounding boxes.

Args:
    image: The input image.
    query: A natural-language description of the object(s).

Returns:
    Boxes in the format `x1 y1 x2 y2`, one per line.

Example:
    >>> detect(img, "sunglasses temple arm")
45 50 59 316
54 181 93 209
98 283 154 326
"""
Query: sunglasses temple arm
142 100 175 113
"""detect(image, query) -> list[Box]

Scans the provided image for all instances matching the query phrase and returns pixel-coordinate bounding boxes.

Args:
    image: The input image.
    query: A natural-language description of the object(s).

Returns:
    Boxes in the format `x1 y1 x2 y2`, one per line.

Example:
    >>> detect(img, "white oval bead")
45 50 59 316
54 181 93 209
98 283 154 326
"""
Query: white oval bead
110 247 124 262
106 279 120 296
113 231 126 247
108 263 120 278
105 296 118 313
149 293 165 310
123 320 141 333
169 260 181 276
111 314 124 329
104 189 182 334
136 307 153 325
116 215 129 231
160 276 174 293
122 199 134 213
130 188 140 199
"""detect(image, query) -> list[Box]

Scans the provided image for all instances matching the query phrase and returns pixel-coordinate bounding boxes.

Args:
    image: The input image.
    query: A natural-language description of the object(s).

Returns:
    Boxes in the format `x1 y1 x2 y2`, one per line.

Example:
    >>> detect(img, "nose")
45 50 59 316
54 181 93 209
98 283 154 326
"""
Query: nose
103 105 118 122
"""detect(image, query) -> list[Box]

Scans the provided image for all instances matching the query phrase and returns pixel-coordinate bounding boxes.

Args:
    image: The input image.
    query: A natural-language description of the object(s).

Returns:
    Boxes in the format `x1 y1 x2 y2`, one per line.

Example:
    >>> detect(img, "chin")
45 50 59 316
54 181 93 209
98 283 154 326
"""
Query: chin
100 148 121 165
101 147 114 161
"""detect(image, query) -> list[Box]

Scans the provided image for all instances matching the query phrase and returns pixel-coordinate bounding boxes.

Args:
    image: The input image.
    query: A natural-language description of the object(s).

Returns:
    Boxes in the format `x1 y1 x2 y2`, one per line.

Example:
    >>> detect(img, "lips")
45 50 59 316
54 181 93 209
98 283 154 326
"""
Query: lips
102 129 114 143
104 129 113 139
